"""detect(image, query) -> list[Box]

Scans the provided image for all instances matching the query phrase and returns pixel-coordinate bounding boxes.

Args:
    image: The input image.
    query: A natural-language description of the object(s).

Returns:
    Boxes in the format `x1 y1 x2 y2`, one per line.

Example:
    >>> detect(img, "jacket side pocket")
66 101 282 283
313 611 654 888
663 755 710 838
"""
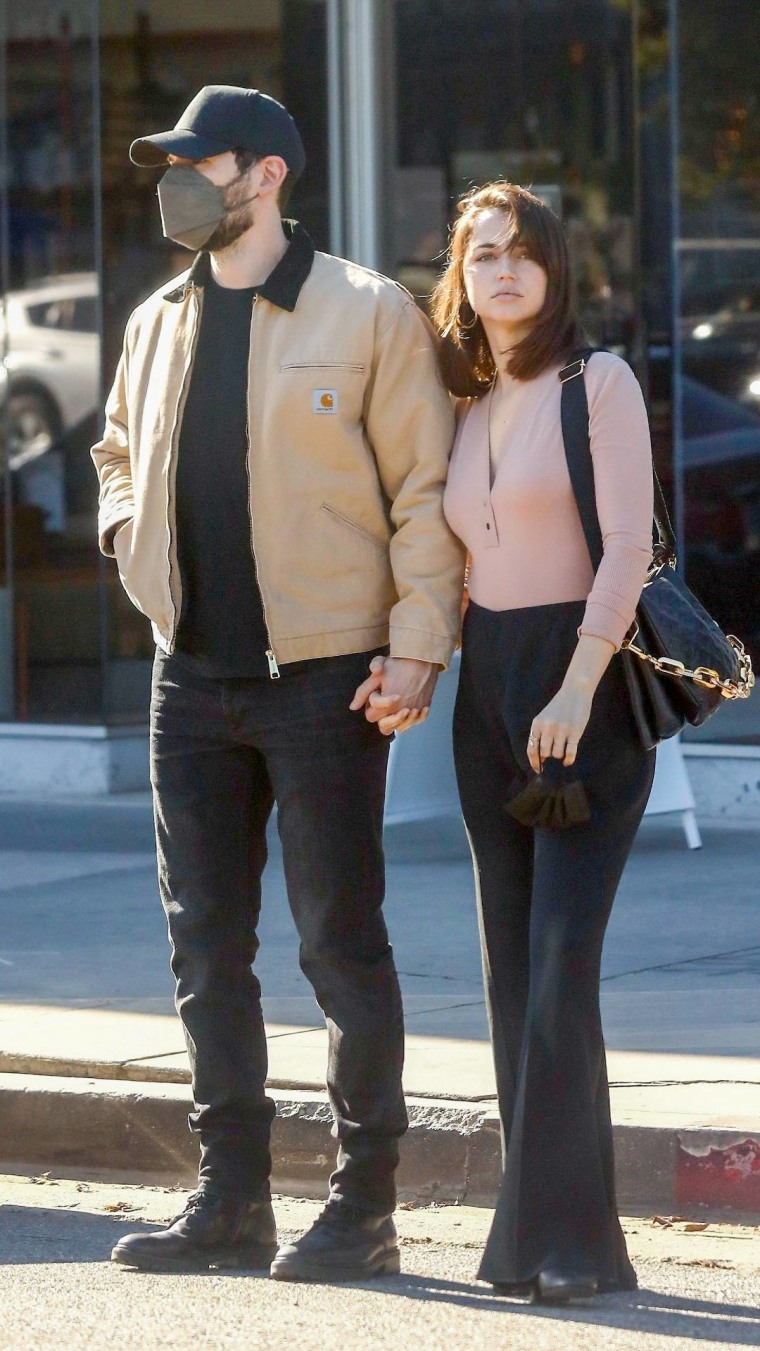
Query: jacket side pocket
320 503 389 552
113 519 134 582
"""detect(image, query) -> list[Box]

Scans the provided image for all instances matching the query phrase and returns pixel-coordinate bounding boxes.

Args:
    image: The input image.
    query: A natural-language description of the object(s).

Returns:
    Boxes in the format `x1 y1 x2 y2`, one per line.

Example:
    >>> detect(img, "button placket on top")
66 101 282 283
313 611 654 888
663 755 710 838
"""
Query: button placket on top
480 395 501 550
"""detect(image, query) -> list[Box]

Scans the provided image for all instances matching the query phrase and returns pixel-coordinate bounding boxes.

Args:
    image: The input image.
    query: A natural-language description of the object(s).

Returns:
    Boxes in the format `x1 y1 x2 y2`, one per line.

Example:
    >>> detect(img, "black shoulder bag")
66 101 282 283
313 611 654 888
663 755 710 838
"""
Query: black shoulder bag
559 349 754 752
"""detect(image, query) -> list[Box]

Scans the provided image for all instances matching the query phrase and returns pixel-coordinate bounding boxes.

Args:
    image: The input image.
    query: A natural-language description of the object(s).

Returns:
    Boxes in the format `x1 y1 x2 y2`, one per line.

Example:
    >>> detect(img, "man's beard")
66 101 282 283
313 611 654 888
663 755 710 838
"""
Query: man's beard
205 177 256 253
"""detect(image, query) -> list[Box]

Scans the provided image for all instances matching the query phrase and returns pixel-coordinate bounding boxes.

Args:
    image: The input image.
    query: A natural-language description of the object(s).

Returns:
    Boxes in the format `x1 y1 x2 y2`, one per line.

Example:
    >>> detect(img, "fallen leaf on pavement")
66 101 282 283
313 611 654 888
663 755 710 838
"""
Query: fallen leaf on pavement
650 1214 704 1229
681 1259 733 1269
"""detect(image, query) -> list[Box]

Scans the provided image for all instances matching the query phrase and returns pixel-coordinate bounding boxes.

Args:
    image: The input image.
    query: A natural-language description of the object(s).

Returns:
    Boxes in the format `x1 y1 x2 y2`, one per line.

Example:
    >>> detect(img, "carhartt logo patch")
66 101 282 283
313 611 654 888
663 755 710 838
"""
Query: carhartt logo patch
313 389 339 414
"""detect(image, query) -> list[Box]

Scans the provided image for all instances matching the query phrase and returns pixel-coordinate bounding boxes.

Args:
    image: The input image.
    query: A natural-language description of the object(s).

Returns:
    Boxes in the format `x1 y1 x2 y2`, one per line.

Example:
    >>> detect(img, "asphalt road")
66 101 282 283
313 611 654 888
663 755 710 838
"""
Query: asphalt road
0 796 758 1055
1 1174 759 1351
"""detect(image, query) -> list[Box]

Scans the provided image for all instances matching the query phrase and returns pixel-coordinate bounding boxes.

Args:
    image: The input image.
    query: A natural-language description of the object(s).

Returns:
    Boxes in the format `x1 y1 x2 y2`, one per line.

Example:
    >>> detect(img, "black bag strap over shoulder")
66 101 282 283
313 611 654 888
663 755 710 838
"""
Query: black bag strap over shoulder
558 347 676 571
558 346 754 746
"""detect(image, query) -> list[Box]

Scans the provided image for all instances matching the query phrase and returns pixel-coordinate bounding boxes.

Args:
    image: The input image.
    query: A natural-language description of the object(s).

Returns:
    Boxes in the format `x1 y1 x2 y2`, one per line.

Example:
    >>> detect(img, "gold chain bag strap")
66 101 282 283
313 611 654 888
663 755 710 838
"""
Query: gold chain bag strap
559 350 754 751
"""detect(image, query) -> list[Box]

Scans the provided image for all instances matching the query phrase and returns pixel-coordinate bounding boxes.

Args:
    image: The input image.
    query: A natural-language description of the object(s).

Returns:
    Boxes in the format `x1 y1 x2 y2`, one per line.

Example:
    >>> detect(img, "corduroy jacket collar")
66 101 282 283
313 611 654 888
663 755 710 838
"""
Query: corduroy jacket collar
163 219 316 311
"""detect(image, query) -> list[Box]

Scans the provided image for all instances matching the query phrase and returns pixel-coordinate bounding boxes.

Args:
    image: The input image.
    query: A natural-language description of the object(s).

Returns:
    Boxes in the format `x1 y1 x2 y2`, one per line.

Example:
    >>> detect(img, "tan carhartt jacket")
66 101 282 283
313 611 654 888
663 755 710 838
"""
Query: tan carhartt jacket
92 246 465 672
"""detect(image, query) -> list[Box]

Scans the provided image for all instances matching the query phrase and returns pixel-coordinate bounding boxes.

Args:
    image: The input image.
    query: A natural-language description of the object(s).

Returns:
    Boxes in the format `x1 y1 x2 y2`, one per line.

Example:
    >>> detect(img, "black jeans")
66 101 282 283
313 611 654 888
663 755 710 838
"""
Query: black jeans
150 649 407 1214
454 600 655 1290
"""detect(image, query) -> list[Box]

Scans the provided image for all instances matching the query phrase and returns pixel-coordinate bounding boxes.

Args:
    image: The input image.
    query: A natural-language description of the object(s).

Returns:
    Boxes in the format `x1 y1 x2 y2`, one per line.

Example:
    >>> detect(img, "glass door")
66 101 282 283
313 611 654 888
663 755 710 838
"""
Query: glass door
672 0 760 741
0 0 102 721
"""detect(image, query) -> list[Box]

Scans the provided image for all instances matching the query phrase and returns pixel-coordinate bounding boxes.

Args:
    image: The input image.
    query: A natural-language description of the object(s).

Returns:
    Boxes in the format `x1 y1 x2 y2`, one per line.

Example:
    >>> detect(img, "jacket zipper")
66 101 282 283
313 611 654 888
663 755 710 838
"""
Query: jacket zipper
165 285 203 650
247 297 280 678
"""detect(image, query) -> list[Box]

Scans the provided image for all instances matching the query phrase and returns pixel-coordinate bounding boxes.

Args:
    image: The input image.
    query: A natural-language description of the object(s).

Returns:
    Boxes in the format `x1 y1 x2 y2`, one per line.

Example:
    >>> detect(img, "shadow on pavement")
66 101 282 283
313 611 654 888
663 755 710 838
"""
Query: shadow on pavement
2 1209 759 1346
323 1272 760 1345
0 1205 153 1265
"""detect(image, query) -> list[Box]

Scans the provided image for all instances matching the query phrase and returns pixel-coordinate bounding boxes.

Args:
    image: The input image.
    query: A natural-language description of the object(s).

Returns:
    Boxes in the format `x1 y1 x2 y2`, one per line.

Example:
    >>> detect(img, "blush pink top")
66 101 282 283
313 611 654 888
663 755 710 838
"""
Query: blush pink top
443 351 654 651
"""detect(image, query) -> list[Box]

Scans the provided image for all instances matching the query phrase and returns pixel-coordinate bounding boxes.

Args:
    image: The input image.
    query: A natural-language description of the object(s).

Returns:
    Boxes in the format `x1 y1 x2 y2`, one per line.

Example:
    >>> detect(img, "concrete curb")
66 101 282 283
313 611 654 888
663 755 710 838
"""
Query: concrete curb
3 1073 759 1214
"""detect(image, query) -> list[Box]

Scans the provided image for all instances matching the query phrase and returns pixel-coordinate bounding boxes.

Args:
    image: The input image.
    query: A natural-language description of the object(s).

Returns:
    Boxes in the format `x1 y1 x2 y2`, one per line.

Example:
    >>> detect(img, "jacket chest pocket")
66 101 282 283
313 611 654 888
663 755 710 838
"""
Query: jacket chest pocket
279 362 366 423
280 362 366 373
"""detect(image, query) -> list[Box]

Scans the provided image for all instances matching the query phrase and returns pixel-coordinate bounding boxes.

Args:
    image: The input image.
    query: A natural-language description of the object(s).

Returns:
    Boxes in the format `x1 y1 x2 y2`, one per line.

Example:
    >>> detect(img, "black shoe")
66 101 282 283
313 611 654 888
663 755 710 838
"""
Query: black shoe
535 1266 598 1304
270 1202 400 1283
111 1188 278 1273
490 1280 536 1300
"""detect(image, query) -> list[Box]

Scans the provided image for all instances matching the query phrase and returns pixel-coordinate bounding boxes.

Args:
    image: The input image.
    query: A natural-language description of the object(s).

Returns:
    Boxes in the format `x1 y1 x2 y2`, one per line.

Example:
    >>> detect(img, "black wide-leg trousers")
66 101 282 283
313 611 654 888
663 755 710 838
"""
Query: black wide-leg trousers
453 600 655 1290
150 649 407 1215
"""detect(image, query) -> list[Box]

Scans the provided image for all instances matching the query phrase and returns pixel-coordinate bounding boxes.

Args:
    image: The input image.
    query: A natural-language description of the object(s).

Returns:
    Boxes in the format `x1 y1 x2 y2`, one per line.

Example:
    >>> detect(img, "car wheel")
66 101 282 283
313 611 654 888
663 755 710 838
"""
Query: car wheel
6 388 60 471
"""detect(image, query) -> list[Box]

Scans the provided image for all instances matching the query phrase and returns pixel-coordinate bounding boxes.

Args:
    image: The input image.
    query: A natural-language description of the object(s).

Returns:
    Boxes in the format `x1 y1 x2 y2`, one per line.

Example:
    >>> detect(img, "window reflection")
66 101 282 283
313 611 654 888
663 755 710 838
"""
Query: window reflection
0 1 328 724
391 0 637 354
0 0 756 741
677 0 760 740
2 2 101 721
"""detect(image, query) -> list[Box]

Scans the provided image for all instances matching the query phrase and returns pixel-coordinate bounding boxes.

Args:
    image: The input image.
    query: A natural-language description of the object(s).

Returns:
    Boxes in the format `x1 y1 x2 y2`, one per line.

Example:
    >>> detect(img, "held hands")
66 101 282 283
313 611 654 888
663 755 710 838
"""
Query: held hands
350 655 438 736
528 680 593 773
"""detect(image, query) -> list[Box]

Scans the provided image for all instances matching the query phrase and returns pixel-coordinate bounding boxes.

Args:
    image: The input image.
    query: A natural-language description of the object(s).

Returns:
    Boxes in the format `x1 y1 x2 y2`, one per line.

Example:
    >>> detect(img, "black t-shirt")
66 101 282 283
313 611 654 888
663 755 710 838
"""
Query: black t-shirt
174 274 271 676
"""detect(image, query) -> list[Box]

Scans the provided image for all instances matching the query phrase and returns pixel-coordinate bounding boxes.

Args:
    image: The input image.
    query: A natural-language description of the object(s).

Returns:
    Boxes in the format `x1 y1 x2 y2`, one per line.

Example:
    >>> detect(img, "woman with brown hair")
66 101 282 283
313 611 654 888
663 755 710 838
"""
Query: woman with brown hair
431 182 655 1302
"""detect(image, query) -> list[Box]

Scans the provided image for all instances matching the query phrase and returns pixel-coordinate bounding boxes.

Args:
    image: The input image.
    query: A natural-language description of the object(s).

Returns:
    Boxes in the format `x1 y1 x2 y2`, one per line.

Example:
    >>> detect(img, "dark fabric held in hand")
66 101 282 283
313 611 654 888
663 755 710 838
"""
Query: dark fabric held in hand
505 765 591 829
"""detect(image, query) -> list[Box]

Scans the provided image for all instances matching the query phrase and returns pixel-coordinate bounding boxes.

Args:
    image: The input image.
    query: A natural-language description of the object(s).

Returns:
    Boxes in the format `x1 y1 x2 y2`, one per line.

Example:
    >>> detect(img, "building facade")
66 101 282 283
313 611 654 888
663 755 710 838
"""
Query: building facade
0 0 758 789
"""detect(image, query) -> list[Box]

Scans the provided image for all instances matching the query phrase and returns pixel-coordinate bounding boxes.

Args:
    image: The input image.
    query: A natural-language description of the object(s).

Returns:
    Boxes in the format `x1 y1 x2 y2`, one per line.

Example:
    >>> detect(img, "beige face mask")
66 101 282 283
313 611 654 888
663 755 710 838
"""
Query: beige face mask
157 164 258 250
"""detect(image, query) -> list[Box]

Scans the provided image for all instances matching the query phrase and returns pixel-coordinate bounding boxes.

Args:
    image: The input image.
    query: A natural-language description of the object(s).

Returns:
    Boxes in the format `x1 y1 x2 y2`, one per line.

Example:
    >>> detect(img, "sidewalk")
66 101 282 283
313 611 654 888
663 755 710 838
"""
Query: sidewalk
4 1173 760 1351
0 798 759 1213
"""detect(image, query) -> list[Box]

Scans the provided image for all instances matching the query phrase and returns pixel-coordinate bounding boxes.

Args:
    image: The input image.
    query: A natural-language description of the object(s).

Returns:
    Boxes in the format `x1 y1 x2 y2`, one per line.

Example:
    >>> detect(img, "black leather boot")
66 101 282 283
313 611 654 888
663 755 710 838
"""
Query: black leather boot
111 1189 278 1273
270 1201 400 1282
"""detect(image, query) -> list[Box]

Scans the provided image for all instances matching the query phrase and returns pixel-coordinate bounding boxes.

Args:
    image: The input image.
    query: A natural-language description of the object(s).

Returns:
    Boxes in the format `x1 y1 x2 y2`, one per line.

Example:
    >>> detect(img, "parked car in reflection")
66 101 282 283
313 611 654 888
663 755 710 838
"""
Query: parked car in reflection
0 272 99 533
680 278 760 410
681 375 760 665
1 271 99 462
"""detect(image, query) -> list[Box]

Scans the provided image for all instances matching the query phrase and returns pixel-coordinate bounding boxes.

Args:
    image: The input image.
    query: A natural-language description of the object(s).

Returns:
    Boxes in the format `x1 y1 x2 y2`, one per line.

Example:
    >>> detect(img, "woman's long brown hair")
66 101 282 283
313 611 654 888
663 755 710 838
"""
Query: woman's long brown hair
430 181 585 397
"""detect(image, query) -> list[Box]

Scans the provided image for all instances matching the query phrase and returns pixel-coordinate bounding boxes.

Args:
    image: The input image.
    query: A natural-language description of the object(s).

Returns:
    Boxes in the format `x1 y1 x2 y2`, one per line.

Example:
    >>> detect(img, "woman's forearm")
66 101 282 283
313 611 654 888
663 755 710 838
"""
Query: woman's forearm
562 633 616 698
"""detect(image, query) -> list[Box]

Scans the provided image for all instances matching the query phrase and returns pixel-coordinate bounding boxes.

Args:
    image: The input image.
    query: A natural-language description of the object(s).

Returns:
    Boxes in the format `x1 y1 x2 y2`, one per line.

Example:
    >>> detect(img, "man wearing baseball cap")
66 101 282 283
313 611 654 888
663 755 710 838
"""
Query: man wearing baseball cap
92 86 464 1281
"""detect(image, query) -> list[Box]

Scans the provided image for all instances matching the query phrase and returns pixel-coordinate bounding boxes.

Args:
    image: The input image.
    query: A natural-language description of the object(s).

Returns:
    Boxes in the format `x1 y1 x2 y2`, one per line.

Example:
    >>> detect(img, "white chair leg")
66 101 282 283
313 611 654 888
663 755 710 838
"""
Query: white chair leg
682 809 702 850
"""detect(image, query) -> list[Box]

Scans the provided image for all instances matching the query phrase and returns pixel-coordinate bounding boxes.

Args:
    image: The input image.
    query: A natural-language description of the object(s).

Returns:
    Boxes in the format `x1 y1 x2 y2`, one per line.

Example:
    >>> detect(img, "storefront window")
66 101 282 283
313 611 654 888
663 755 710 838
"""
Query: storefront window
0 0 329 725
675 0 760 741
1 0 102 721
391 0 638 356
0 0 755 744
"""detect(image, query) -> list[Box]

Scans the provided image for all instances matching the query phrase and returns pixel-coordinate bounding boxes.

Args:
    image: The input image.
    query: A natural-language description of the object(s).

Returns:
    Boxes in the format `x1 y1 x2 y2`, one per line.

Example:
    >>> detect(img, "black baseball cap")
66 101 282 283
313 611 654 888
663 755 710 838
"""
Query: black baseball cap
129 84 306 179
